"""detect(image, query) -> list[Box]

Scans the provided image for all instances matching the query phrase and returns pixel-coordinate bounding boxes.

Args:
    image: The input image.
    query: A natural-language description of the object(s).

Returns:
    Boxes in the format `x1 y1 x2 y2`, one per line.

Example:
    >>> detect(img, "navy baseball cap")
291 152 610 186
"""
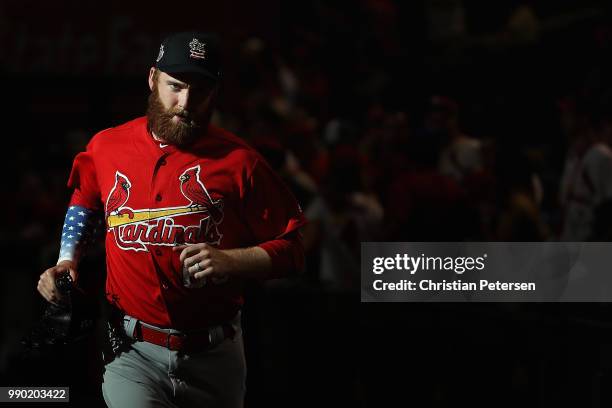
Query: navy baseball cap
154 31 222 82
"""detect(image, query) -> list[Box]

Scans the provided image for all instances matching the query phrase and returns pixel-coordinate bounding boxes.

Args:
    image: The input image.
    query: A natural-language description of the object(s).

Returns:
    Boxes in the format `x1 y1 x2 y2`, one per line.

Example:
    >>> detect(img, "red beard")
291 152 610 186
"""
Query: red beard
146 87 203 147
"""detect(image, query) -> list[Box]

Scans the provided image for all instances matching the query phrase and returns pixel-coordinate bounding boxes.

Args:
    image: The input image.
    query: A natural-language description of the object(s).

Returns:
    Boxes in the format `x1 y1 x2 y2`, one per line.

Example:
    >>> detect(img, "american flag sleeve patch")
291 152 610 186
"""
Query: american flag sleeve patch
57 205 102 264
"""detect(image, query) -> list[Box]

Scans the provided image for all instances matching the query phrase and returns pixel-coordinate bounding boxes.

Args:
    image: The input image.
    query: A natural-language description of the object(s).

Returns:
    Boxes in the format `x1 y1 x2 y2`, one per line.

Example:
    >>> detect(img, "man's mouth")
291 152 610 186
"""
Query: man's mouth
173 115 192 124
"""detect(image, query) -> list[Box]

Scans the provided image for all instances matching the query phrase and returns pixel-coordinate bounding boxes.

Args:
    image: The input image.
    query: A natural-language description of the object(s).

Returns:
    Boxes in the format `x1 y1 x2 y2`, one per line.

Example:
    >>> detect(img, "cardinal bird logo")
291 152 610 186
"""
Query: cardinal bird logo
106 171 132 217
179 165 224 224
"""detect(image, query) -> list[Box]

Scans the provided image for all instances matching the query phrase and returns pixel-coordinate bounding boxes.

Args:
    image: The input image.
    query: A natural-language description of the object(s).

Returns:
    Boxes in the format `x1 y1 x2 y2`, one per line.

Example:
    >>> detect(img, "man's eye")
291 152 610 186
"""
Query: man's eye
169 84 181 91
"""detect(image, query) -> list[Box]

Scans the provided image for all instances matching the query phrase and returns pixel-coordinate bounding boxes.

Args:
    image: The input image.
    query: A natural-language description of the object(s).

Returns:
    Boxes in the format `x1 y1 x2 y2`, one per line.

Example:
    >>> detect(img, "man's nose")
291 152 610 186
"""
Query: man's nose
178 89 190 110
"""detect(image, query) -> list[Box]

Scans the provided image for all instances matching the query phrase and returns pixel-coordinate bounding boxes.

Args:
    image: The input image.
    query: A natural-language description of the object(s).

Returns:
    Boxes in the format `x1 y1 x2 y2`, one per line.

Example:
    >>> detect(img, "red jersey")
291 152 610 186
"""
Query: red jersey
67 117 306 330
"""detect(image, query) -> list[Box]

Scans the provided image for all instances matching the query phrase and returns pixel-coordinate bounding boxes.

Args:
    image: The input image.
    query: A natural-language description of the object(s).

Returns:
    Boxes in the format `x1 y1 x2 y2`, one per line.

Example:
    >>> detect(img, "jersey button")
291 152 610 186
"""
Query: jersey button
155 194 162 202
162 282 169 290
155 249 162 256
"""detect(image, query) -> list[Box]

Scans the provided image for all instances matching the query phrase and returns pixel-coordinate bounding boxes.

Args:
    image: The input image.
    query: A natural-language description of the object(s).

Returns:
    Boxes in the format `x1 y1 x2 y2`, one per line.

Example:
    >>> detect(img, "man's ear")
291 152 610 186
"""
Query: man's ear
148 67 157 91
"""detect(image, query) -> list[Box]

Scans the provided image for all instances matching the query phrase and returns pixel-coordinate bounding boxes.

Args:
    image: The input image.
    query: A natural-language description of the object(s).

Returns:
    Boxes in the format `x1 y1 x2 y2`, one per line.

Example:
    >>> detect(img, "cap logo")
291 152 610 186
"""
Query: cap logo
156 44 164 62
189 38 207 60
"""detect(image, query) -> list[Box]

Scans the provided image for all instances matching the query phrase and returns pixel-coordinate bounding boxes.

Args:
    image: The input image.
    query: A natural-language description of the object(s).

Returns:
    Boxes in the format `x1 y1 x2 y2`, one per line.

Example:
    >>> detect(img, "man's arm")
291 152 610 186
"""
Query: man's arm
38 205 101 304
174 155 307 285
174 231 304 283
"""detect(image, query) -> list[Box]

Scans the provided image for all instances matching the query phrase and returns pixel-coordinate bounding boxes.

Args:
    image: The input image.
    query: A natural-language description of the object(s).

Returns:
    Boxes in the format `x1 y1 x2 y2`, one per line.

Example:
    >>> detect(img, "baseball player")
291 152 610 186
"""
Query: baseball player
37 31 306 408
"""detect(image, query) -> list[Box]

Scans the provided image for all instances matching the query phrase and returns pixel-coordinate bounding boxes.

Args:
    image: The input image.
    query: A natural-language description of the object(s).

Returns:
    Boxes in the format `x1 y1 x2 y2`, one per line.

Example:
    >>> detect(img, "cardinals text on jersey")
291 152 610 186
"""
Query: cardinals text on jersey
106 165 224 252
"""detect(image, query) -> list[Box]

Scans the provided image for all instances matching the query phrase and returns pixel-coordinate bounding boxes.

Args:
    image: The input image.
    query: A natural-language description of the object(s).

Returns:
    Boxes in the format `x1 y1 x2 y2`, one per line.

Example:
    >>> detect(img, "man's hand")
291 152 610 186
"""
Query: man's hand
174 243 234 287
173 243 271 286
37 260 78 305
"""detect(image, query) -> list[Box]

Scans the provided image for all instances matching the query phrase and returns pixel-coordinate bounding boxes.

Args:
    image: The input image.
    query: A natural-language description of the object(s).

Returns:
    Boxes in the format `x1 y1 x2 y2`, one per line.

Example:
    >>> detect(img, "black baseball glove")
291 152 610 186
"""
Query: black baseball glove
22 271 97 350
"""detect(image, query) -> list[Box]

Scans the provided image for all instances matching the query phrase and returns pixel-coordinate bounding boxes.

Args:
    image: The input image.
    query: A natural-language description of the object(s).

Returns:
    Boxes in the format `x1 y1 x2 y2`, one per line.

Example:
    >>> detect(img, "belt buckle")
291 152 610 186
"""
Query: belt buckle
166 331 186 350
163 329 214 352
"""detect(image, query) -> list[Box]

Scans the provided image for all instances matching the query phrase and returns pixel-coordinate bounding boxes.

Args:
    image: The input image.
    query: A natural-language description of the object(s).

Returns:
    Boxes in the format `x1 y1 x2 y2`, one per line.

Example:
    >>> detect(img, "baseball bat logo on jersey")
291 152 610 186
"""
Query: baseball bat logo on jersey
105 165 224 252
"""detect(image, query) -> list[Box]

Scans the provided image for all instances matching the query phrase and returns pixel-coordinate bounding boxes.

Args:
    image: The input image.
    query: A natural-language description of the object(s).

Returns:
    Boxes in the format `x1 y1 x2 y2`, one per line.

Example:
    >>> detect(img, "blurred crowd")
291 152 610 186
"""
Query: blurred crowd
217 0 612 292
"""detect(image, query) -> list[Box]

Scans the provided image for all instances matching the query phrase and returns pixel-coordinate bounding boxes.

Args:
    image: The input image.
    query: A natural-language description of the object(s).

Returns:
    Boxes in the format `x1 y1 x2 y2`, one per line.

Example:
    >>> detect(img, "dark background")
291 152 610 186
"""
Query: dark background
3 0 612 407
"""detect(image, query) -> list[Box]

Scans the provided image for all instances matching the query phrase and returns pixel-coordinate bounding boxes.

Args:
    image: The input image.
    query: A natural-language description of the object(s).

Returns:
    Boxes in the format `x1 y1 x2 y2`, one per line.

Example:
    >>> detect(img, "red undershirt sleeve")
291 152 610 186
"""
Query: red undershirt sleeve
258 230 305 279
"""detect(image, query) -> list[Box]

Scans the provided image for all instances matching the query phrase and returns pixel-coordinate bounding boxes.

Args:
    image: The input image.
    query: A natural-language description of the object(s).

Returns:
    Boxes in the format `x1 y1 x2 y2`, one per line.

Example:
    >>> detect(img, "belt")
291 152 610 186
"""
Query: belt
124 317 236 353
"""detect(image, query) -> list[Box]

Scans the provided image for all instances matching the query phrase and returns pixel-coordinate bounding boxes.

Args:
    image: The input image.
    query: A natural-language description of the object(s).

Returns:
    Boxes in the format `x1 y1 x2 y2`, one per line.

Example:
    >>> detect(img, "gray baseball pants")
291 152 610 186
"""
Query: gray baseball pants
102 316 246 408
